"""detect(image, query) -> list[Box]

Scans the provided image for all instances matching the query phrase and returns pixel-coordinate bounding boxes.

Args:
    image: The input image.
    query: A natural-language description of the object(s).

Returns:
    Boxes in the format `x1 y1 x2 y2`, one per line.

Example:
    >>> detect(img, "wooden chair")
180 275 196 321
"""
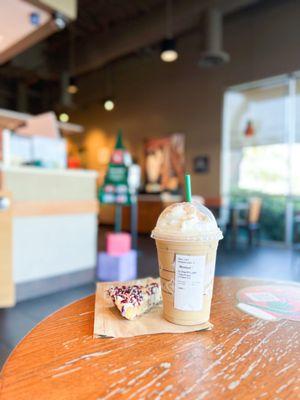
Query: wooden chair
247 197 262 245
228 197 262 247
191 195 205 205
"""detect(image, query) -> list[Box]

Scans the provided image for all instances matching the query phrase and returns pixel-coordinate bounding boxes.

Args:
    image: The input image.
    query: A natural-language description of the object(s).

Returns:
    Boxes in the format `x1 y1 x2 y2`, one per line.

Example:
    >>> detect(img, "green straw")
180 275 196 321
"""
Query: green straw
185 174 192 202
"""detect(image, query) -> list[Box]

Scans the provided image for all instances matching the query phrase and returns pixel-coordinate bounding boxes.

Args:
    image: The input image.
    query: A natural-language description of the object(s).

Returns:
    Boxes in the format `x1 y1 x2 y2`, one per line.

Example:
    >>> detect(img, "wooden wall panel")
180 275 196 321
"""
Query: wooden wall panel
0 191 15 307
13 200 99 217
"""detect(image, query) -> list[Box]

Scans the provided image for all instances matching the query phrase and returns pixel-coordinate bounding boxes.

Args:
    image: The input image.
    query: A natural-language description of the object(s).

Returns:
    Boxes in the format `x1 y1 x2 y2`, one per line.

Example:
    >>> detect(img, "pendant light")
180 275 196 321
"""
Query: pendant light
59 112 70 123
244 120 255 137
102 66 115 111
67 76 78 94
67 26 78 94
160 0 178 62
103 98 115 111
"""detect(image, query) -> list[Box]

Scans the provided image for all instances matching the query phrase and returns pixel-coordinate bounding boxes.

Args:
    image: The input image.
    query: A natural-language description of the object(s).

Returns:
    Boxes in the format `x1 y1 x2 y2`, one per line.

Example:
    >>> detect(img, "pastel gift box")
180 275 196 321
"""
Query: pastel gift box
97 250 137 281
106 232 131 255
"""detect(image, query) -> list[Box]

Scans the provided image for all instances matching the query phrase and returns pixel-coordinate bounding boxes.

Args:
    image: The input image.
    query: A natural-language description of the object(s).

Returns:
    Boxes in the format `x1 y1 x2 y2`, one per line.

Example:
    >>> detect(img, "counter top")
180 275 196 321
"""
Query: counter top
0 164 98 178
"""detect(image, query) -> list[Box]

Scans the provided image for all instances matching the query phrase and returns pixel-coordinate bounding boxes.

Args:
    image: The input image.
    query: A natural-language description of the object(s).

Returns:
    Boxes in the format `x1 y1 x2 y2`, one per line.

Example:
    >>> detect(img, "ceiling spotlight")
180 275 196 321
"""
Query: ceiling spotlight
67 76 78 94
53 12 67 30
160 38 178 62
160 0 178 63
103 98 115 111
59 112 69 123
30 12 41 27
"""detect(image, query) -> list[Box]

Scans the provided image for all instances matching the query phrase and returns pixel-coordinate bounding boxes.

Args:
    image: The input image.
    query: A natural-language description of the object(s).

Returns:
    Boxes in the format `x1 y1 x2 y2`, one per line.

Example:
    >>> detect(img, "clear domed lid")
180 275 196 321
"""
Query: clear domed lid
151 201 223 242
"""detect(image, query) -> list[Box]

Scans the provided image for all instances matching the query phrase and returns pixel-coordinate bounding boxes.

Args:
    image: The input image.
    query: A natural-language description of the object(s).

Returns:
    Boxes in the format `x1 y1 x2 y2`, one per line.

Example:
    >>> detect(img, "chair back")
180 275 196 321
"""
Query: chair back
248 197 262 224
192 195 205 205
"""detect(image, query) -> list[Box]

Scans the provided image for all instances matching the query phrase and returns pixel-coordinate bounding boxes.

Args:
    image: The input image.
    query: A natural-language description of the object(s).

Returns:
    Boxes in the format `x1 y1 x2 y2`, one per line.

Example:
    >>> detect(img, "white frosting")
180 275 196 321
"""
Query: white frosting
152 202 222 241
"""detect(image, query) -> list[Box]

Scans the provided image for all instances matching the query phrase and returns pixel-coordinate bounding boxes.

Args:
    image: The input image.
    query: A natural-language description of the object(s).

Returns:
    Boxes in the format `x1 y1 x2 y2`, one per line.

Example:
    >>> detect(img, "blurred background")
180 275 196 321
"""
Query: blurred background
1 0 300 366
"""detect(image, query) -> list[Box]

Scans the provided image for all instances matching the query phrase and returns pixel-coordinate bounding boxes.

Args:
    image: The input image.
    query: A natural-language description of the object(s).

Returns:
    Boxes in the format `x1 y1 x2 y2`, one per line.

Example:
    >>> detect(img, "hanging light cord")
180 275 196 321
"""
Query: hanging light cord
69 25 75 75
166 0 173 39
105 66 113 98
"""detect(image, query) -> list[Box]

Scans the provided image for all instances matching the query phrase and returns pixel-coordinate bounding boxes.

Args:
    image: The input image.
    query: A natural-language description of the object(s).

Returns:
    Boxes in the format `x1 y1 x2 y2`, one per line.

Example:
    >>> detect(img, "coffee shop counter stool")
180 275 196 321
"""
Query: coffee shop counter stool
0 277 299 399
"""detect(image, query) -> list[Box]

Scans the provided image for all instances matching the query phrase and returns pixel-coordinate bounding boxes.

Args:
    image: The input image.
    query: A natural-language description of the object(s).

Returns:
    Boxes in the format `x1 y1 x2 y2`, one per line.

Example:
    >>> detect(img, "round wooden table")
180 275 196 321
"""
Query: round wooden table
0 277 299 400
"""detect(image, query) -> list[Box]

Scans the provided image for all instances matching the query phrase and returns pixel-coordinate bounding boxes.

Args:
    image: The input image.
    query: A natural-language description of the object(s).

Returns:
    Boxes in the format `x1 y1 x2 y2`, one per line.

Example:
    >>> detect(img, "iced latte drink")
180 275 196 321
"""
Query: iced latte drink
152 202 223 325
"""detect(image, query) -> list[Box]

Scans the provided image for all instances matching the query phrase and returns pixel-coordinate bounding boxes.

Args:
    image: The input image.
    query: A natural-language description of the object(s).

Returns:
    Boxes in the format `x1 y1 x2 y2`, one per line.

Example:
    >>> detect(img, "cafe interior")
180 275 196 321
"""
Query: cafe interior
0 0 299 399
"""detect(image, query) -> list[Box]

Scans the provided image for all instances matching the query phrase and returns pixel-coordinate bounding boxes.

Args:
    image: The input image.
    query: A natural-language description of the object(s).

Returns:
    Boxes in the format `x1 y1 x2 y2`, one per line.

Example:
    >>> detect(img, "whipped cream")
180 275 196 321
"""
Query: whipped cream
151 202 223 241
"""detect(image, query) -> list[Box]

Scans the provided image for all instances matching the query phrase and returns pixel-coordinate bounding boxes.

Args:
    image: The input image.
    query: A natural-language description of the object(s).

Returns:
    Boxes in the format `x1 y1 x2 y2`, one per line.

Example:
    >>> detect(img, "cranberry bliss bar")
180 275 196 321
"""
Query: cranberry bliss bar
108 282 162 320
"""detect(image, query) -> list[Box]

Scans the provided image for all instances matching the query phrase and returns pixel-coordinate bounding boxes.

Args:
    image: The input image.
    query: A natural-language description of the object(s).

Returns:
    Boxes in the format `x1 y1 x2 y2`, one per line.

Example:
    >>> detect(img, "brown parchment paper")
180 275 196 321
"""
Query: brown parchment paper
93 277 212 338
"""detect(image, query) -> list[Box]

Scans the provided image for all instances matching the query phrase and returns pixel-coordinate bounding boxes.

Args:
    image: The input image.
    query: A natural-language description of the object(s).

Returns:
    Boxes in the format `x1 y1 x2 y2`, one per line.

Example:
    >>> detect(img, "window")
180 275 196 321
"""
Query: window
222 75 300 245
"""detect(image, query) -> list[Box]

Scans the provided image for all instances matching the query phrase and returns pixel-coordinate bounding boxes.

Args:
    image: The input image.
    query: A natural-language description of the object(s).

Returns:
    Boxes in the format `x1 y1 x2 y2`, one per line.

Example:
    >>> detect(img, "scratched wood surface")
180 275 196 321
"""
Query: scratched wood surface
0 277 299 400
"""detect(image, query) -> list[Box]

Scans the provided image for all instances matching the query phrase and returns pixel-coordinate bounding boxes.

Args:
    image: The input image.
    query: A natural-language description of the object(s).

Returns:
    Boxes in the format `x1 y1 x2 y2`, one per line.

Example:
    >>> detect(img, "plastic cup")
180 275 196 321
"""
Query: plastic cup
151 202 223 325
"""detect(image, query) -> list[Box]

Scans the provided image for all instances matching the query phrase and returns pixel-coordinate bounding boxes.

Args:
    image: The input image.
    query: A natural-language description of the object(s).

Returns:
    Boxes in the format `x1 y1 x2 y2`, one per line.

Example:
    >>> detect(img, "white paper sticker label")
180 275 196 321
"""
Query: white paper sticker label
174 254 205 311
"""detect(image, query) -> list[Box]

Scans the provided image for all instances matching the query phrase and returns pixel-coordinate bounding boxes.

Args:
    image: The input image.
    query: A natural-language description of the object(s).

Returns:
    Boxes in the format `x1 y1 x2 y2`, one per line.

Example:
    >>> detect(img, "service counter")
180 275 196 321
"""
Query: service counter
0 165 98 305
99 194 222 234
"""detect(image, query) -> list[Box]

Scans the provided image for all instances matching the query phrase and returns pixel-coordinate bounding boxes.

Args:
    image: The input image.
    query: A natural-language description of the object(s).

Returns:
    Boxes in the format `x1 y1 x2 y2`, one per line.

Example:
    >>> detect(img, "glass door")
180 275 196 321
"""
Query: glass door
222 77 290 245
291 76 300 246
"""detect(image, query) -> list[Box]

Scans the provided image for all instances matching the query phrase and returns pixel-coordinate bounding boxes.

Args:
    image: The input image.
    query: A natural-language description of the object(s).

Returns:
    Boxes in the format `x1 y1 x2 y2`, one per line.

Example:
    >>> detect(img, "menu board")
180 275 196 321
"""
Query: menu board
144 133 185 193
32 136 67 168
1 129 66 168
9 133 32 165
